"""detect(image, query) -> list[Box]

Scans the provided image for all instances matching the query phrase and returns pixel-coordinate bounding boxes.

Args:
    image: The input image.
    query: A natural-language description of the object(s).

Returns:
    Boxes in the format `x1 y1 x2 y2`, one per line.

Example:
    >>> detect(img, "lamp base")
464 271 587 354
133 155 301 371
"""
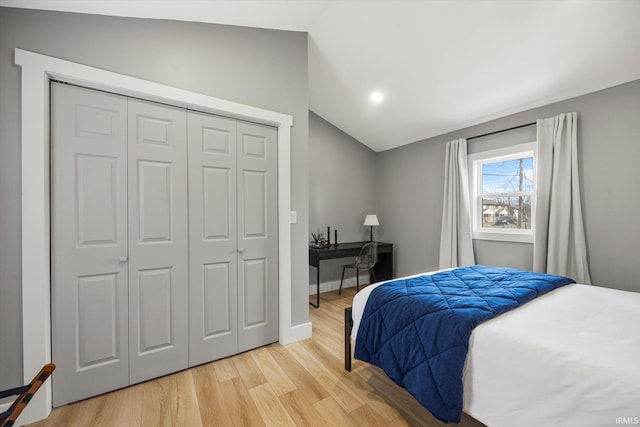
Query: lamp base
369 225 374 241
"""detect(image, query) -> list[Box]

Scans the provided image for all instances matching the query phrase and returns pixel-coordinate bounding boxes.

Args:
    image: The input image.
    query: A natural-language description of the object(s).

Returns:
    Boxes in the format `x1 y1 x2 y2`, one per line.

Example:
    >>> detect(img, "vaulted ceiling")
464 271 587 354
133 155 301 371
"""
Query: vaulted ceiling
3 0 639 151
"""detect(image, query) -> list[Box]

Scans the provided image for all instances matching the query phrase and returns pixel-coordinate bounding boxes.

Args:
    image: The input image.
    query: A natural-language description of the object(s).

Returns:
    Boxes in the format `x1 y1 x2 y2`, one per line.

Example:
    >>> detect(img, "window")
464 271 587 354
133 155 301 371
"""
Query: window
468 142 535 242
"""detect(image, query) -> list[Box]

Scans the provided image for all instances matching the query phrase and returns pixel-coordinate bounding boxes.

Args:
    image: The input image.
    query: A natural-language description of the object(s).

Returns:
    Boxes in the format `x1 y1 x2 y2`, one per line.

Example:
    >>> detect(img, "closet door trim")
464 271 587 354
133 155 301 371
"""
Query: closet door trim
16 49 311 425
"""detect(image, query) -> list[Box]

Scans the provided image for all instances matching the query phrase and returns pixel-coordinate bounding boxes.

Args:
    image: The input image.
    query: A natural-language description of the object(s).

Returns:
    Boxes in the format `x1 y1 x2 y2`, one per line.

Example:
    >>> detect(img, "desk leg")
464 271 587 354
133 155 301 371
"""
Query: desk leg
310 264 320 308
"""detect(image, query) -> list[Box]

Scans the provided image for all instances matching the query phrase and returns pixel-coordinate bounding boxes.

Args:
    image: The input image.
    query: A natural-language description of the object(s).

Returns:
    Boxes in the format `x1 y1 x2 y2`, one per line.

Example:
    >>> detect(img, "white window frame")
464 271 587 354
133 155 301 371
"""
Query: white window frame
468 142 536 243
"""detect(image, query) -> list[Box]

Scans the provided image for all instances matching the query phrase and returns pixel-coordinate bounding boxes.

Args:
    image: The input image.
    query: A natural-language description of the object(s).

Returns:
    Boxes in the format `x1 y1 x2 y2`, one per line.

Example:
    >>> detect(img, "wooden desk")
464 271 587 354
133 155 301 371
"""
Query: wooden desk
308 241 393 307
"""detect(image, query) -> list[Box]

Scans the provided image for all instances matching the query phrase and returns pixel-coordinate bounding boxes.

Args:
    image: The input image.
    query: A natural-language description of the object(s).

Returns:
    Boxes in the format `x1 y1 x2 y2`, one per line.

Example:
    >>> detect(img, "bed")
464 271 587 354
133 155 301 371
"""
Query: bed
344 266 640 427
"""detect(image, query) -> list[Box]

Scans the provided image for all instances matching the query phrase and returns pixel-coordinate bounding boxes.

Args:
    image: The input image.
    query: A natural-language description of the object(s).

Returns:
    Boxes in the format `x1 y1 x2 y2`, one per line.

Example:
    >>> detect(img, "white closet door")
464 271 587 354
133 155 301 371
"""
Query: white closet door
51 84 279 404
127 99 189 383
51 83 129 406
237 121 279 352
188 112 239 366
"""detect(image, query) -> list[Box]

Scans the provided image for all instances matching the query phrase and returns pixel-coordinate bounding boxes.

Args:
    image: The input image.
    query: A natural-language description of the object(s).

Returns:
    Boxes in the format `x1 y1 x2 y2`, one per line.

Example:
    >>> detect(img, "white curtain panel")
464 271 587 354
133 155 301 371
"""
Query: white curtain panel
534 112 591 284
439 138 475 269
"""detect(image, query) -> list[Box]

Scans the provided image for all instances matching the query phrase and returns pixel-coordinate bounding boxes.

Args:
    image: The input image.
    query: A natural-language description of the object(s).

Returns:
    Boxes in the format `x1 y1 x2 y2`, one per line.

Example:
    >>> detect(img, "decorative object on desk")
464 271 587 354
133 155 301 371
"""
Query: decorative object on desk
364 214 379 241
334 229 338 247
311 231 323 246
310 243 330 249
327 226 331 245
310 232 330 248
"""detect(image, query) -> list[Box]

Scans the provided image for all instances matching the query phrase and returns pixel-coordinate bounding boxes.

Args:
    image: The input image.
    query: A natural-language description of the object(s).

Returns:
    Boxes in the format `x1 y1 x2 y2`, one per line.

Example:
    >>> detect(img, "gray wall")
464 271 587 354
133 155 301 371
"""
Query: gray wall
309 111 377 285
377 79 640 294
0 7 309 390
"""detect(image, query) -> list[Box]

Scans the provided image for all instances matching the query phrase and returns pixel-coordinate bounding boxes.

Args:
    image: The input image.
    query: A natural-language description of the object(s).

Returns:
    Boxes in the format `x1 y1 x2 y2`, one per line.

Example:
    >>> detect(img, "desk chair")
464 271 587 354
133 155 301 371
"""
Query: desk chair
339 241 378 295
0 363 55 427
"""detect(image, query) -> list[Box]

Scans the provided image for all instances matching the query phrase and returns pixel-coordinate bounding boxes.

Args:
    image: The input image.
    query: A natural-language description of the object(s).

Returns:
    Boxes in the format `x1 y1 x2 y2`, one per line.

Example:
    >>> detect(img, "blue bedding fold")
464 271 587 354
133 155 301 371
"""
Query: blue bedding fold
354 265 575 422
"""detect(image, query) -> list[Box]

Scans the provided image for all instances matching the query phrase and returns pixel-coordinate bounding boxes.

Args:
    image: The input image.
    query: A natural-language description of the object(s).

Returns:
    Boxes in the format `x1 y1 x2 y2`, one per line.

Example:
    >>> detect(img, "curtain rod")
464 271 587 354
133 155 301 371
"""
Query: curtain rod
467 122 536 141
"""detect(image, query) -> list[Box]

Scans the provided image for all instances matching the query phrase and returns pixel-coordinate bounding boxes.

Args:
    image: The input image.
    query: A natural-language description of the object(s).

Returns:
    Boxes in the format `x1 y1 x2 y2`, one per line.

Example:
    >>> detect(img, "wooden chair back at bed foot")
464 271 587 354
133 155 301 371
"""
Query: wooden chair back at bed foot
0 363 56 427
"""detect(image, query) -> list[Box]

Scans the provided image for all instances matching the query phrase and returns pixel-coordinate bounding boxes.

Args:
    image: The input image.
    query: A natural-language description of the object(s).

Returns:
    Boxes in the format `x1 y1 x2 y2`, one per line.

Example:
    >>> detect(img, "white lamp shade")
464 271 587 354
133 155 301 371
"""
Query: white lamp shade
363 214 379 226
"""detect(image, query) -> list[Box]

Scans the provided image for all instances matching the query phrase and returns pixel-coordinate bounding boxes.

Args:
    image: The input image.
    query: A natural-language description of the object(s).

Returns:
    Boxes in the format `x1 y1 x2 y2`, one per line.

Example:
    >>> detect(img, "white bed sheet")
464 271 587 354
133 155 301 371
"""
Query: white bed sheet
351 273 640 427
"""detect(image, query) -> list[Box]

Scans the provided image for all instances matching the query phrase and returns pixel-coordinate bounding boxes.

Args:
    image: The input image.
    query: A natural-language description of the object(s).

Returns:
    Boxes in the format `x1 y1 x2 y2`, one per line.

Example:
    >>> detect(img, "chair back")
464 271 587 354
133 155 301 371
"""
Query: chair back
356 241 378 270
0 363 55 427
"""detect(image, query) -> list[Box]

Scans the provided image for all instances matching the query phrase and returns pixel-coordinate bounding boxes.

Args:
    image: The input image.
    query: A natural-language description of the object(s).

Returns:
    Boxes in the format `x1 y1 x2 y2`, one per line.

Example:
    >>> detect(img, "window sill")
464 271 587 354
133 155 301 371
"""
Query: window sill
472 231 533 243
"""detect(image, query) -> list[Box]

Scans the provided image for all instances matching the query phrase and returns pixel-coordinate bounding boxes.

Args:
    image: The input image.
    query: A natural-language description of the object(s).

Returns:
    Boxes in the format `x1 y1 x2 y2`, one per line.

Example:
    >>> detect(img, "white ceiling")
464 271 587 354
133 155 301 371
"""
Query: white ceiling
3 0 640 152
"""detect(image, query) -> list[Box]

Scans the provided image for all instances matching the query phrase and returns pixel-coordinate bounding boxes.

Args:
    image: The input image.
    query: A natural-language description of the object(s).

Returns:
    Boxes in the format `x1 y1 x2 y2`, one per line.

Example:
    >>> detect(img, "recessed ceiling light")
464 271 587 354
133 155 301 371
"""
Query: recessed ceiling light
370 91 384 103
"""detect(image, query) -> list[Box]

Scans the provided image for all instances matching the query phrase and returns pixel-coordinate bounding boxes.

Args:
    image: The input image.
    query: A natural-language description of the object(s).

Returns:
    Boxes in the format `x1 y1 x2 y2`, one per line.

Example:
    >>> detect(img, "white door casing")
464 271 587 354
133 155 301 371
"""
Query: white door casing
16 49 311 425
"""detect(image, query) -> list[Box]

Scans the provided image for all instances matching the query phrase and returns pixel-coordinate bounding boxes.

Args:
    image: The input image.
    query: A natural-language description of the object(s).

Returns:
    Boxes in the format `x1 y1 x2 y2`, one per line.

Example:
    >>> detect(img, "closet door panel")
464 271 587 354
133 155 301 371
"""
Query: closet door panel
76 274 120 367
202 262 232 336
242 170 267 237
237 121 279 352
242 258 267 326
137 160 173 241
203 166 232 239
75 154 119 244
128 99 189 383
137 267 173 352
51 83 129 407
188 112 239 366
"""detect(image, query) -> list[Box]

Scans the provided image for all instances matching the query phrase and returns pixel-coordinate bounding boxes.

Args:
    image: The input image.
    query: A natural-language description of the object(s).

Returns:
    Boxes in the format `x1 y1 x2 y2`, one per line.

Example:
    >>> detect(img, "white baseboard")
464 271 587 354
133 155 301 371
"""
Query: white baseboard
308 274 370 295
279 321 312 345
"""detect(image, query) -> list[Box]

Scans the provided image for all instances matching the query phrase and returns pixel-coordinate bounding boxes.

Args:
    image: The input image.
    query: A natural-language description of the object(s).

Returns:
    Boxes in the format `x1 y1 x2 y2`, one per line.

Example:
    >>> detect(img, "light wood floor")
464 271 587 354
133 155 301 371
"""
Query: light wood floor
28 287 485 427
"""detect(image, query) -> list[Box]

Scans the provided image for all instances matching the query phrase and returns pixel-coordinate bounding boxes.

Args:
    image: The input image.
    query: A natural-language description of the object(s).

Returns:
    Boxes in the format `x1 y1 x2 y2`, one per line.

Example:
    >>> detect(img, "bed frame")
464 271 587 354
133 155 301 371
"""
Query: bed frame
344 307 353 372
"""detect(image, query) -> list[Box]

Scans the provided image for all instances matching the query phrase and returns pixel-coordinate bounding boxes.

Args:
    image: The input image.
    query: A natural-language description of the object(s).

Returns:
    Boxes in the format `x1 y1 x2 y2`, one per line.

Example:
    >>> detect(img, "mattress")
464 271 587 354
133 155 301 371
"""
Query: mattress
351 272 640 427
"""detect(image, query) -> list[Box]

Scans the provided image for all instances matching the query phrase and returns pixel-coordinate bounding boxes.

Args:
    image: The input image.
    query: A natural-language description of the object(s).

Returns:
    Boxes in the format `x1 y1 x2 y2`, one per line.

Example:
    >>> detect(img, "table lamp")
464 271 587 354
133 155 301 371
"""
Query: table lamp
364 214 379 241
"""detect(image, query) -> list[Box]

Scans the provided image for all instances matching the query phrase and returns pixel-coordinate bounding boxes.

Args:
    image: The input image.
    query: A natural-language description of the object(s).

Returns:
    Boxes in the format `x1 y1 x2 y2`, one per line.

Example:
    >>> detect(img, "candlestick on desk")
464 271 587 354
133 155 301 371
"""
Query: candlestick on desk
334 229 338 246
327 226 331 245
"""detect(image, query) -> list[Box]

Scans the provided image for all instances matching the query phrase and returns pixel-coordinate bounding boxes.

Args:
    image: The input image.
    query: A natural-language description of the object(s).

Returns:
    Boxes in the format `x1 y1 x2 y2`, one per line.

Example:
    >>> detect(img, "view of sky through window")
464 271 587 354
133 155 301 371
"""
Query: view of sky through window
482 157 533 194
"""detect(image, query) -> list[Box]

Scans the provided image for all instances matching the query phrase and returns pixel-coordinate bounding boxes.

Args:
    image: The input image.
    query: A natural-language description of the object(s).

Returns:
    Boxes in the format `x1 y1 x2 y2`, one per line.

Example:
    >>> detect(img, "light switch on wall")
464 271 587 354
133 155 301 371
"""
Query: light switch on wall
290 211 297 223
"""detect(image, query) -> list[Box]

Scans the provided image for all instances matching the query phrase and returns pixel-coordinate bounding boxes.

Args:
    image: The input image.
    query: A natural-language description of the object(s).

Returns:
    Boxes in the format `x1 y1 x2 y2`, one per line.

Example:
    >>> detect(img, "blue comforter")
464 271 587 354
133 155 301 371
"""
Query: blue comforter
354 265 575 423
